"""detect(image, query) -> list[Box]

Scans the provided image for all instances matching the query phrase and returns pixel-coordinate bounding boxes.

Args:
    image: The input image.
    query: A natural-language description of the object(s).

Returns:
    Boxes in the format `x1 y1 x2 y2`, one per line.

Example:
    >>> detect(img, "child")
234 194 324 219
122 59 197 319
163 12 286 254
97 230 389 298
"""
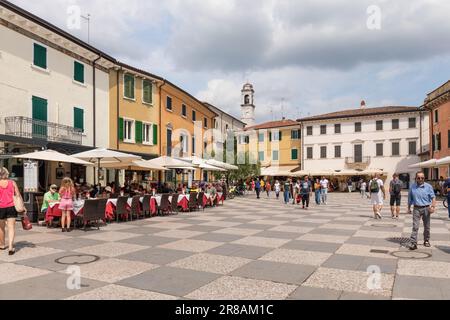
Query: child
59 177 75 232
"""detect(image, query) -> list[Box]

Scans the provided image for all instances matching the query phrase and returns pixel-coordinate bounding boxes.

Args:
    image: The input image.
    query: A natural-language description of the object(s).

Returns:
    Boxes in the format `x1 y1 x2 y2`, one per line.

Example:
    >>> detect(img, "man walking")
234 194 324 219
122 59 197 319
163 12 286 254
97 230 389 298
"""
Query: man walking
369 174 386 219
320 176 329 205
255 179 261 199
347 178 353 193
360 180 368 199
389 173 403 219
283 179 290 204
300 176 312 210
407 172 436 250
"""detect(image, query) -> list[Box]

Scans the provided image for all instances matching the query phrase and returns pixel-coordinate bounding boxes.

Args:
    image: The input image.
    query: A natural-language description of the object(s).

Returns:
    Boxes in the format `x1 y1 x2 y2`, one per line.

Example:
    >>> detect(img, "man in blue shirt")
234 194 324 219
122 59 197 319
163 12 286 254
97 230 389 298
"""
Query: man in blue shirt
407 171 436 250
255 179 261 199
443 176 450 219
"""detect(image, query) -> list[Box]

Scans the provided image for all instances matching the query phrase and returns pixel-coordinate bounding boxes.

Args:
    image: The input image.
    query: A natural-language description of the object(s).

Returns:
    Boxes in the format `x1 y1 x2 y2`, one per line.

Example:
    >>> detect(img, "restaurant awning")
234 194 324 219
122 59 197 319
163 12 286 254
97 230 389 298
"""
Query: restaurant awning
181 156 227 172
436 157 450 166
206 159 239 171
261 166 298 177
409 159 437 169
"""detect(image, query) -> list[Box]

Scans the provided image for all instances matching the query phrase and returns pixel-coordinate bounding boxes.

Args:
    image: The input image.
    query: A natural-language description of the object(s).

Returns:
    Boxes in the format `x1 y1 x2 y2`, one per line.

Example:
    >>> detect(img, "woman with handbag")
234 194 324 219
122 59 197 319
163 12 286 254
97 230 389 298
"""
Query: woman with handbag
59 178 76 232
0 167 25 256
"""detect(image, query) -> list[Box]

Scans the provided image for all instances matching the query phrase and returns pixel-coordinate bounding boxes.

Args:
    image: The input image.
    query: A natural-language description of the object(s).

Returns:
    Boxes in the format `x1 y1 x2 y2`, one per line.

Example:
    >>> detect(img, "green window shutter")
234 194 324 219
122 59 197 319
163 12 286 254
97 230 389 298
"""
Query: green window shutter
153 124 158 145
143 80 152 104
124 74 135 99
118 118 124 141
74 61 84 83
33 44 47 69
32 96 48 121
135 121 143 143
291 149 298 160
73 108 84 132
269 132 272 142
279 131 282 141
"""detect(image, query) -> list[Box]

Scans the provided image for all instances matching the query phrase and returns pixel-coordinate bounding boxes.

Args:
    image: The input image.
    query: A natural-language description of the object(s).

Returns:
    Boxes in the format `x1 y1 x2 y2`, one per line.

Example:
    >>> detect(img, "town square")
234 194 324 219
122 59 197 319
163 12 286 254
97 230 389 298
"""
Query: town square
1 0 450 302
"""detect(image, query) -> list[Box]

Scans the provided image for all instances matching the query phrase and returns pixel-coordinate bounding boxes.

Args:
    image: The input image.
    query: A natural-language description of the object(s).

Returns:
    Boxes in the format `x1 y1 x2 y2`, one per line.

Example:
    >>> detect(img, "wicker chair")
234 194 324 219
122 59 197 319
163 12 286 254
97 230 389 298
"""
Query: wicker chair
197 192 205 211
142 195 151 218
171 193 180 214
115 196 129 222
157 194 171 216
82 199 102 231
130 196 142 220
188 192 198 212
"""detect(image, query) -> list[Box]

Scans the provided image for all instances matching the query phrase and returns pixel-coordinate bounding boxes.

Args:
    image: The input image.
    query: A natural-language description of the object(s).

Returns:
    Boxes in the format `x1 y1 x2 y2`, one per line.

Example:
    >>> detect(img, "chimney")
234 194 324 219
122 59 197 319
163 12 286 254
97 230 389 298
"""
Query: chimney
360 100 366 109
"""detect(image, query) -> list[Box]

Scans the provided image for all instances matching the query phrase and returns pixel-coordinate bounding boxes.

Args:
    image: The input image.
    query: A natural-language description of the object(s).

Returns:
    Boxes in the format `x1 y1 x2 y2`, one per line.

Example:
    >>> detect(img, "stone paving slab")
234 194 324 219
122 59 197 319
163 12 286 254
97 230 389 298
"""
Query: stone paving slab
3 192 450 300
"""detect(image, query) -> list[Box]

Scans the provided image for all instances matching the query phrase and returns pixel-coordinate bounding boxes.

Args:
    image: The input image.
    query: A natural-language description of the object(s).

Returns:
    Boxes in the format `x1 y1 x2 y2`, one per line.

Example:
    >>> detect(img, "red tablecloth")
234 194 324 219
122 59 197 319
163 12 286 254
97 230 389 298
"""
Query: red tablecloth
45 204 75 223
150 196 191 214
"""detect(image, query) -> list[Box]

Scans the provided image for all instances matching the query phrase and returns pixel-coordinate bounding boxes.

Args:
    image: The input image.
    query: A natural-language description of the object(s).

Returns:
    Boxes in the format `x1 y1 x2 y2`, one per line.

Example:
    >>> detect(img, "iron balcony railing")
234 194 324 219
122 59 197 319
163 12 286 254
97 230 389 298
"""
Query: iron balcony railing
345 156 371 164
4 116 83 145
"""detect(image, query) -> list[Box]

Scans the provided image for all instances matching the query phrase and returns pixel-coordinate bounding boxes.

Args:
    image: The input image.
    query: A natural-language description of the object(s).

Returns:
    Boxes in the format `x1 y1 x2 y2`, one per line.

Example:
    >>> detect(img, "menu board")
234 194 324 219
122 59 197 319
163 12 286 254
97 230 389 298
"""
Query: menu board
23 161 39 193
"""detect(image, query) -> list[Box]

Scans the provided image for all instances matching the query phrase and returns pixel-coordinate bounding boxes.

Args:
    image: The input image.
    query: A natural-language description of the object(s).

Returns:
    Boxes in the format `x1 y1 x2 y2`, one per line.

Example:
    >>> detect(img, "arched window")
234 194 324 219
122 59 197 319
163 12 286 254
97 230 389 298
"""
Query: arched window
244 95 250 105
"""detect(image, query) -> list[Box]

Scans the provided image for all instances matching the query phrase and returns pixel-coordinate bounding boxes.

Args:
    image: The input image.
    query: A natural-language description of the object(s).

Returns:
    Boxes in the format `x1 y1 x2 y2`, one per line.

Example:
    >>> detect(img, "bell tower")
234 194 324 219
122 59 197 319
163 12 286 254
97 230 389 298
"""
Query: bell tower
241 83 255 127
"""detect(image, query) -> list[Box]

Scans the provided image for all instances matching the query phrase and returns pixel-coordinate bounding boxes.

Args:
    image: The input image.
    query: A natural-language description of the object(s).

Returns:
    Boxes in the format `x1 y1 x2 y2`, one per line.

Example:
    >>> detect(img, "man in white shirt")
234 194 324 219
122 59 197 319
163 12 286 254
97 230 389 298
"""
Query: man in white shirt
369 174 386 219
320 176 329 205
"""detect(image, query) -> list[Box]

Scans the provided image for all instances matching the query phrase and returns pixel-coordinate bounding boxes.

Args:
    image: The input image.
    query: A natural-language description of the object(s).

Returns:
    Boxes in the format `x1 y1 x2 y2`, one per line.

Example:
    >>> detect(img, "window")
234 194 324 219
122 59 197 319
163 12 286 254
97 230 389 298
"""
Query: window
272 150 279 161
334 145 341 158
320 146 327 159
355 122 362 132
73 107 84 133
166 96 172 111
392 119 399 130
258 133 265 143
143 123 154 145
74 61 84 83
434 110 439 123
408 117 416 129
291 130 300 140
392 142 400 156
239 135 249 144
307 126 313 136
376 120 383 131
320 125 327 135
335 124 341 134
291 149 298 160
33 43 47 69
225 124 229 131
272 131 282 141
376 143 384 156
167 129 173 156
192 136 196 155
307 147 313 159
123 119 134 143
409 141 417 155
181 104 187 117
124 74 135 100
204 117 208 128
142 80 153 104
258 151 265 162
192 110 196 121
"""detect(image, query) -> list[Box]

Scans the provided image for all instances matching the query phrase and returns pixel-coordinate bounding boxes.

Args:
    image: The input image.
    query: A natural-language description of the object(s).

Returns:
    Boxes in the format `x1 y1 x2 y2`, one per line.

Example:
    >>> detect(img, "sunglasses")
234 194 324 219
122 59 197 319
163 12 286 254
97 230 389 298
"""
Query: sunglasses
416 177 425 180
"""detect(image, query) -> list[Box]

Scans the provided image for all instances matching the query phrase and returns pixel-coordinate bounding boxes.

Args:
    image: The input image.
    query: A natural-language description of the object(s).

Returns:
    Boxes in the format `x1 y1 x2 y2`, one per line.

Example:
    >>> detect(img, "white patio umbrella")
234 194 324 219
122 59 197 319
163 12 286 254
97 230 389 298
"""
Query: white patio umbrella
206 159 239 171
436 157 450 166
147 156 199 169
71 148 141 184
182 156 227 172
100 160 168 171
13 150 93 189
13 150 92 165
409 159 437 169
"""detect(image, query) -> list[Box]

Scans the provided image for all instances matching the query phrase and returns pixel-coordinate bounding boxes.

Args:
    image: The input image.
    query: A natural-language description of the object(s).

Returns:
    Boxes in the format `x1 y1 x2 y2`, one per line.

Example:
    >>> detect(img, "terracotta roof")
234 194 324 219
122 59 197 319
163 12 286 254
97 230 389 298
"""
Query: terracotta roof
245 119 299 131
298 106 420 122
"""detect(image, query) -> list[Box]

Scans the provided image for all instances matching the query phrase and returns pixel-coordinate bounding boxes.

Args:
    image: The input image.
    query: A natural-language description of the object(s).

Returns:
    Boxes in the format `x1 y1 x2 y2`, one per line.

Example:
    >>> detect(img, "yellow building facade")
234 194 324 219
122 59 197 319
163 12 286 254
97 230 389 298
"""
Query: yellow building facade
240 120 302 175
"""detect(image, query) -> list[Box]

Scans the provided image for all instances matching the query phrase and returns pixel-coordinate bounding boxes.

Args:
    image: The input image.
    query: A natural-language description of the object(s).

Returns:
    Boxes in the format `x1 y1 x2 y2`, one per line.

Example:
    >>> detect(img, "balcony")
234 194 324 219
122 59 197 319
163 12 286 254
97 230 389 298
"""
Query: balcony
4 116 82 145
345 156 371 170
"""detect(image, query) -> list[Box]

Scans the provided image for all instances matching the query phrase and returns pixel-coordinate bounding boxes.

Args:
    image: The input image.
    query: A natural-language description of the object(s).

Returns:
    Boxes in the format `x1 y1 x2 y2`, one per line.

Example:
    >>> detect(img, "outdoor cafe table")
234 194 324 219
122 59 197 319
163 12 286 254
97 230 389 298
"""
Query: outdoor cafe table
45 200 84 224
149 194 190 214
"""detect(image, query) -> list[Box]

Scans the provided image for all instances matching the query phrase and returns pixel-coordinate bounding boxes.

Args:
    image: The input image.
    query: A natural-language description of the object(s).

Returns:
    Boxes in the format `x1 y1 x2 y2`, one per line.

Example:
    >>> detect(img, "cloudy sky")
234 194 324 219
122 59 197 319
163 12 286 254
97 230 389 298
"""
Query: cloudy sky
9 0 450 123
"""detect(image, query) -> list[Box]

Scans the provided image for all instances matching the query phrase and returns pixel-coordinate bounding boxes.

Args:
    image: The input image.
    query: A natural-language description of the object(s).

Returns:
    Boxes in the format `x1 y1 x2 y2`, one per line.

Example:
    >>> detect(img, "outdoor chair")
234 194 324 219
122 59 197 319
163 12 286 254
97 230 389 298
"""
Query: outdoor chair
115 196 129 222
158 194 171 216
130 196 142 221
142 195 151 218
35 196 45 224
171 193 180 214
197 192 205 211
97 199 108 224
82 199 102 231
188 192 198 212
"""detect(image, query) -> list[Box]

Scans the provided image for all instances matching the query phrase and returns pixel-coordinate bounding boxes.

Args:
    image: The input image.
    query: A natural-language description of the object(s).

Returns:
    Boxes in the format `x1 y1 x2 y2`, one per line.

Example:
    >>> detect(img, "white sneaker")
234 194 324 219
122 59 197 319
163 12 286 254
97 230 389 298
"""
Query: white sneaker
376 213 382 219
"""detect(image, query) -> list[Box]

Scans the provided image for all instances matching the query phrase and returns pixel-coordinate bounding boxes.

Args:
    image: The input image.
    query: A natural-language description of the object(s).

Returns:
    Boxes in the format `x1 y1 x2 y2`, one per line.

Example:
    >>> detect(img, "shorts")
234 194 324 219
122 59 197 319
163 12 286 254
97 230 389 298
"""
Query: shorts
371 193 383 205
390 194 401 207
0 206 18 220
59 199 73 211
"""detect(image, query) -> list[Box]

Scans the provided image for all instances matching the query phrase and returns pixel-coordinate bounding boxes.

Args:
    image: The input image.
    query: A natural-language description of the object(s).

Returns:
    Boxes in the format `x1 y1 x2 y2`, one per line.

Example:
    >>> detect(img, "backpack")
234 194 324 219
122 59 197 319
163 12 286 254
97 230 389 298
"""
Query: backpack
392 181 401 195
370 180 380 193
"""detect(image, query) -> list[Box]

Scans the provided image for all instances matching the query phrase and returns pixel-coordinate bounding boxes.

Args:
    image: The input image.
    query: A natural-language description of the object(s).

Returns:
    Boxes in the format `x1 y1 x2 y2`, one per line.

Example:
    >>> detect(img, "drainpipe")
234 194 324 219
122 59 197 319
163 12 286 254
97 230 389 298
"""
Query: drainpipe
300 122 304 170
116 66 122 150
92 55 102 148
158 80 167 183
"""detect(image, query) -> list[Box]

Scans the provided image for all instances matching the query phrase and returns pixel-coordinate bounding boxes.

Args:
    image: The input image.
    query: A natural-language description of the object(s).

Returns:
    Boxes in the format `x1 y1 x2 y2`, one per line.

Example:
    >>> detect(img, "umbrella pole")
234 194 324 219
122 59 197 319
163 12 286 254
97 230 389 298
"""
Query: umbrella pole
97 159 101 187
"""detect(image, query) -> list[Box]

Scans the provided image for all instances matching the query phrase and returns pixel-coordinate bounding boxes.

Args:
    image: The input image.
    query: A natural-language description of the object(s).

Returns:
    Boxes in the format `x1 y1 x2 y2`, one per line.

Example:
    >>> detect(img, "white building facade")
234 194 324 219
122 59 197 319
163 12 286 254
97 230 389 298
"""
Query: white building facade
0 2 116 186
300 106 429 187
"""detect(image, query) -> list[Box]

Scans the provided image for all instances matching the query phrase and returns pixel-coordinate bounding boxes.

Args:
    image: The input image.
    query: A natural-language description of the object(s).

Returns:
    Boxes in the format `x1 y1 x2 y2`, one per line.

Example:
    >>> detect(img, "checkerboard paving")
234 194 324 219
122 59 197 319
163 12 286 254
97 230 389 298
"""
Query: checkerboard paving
2 192 450 300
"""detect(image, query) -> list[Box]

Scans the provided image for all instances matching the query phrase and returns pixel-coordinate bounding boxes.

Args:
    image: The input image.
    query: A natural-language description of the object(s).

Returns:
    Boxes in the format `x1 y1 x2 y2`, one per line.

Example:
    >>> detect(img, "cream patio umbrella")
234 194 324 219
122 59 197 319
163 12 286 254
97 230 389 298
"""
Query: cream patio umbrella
71 148 141 185
206 159 239 171
409 159 438 169
147 156 199 169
